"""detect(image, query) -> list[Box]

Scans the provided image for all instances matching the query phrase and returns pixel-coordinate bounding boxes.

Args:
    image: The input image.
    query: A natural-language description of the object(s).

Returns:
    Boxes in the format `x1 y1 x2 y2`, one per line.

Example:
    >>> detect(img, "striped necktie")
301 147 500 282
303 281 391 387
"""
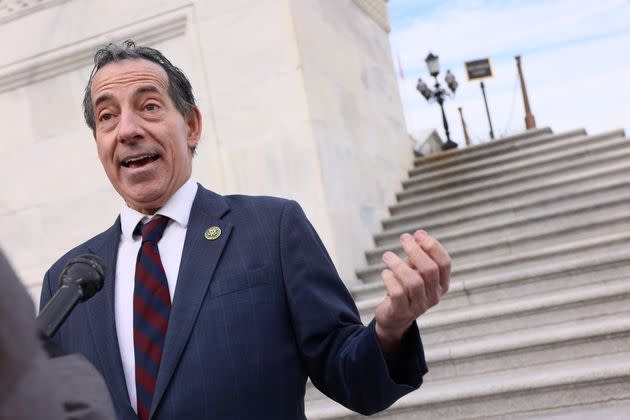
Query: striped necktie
133 215 171 420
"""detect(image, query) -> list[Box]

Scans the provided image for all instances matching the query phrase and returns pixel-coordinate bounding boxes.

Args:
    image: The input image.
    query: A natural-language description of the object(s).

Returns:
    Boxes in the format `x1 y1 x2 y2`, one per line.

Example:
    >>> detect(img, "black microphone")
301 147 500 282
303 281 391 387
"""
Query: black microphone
37 254 106 339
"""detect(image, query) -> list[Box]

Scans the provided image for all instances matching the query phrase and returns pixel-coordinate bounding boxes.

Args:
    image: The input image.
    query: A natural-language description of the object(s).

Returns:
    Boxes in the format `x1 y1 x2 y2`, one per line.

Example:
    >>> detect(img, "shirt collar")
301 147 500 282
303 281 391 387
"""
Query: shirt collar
119 178 199 240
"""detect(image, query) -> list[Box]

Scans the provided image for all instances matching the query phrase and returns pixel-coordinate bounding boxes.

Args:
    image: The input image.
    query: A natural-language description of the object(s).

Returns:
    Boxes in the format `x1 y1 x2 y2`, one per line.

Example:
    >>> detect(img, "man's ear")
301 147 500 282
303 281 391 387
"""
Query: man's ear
186 106 202 150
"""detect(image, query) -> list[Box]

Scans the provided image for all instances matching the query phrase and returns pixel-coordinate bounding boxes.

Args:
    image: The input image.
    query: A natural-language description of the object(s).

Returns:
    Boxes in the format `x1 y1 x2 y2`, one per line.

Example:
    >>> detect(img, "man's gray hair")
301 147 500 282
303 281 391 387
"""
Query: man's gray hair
82 40 198 153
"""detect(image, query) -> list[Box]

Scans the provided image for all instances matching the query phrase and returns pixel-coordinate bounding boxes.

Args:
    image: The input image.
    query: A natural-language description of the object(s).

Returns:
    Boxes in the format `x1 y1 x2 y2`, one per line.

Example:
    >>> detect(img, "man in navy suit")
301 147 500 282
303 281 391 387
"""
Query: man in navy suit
40 41 451 419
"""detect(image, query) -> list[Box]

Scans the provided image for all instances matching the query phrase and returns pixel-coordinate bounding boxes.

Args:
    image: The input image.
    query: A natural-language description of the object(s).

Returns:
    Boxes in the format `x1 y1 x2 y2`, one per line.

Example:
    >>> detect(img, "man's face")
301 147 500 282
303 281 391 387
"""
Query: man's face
91 59 201 214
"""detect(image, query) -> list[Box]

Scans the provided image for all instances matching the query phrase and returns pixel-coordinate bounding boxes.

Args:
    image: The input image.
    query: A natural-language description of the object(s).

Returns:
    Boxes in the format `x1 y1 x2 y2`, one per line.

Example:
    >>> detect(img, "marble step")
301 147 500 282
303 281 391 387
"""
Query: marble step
305 312 630 405
374 177 630 247
306 351 630 419
365 191 630 265
401 129 625 198
382 159 630 231
495 400 630 420
358 277 630 346
423 311 630 382
352 243 630 308
395 137 630 208
356 230 630 285
411 127 554 173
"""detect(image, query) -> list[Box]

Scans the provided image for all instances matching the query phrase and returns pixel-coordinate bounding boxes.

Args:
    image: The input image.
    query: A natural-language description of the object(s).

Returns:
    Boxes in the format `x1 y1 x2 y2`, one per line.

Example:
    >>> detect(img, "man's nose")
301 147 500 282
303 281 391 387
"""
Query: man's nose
116 110 144 143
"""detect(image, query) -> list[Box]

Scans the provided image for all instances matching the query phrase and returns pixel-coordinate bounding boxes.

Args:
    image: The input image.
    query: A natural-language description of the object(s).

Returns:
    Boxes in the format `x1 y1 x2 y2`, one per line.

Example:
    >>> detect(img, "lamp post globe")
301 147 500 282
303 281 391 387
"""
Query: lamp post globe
425 52 440 77
445 70 458 93
416 78 433 100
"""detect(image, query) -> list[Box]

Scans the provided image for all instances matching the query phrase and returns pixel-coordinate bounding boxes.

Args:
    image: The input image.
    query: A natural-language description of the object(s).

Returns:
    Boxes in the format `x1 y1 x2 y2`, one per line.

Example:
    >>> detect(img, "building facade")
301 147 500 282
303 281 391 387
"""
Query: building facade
0 0 411 302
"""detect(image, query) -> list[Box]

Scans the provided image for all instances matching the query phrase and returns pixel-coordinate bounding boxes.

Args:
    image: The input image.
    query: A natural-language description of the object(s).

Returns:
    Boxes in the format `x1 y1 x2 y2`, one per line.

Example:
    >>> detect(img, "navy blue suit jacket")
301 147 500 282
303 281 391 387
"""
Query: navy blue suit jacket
40 185 427 419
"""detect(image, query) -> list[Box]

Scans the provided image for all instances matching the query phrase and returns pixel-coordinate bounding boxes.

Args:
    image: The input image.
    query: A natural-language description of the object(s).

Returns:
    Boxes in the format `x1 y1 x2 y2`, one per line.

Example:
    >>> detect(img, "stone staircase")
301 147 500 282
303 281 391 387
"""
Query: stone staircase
305 127 630 419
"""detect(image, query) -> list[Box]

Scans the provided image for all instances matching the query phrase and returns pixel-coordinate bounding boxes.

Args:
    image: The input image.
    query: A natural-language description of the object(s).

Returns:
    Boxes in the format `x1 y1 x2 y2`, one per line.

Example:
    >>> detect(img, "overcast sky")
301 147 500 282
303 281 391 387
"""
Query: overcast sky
388 0 630 147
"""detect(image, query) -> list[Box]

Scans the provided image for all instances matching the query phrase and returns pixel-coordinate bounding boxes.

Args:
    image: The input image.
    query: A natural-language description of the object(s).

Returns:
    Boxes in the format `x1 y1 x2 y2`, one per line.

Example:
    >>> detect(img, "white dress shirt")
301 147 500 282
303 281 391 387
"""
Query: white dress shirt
114 178 198 412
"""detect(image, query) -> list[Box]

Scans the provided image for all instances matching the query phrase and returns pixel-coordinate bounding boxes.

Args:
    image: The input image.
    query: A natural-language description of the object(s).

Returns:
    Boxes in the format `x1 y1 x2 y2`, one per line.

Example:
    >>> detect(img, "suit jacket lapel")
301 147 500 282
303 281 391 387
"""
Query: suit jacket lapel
151 186 232 417
86 219 135 415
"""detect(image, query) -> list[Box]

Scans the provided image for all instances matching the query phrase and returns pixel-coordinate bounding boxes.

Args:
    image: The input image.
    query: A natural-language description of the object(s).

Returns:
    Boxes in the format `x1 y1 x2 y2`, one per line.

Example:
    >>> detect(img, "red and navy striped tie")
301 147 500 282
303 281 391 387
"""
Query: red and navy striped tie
133 215 171 420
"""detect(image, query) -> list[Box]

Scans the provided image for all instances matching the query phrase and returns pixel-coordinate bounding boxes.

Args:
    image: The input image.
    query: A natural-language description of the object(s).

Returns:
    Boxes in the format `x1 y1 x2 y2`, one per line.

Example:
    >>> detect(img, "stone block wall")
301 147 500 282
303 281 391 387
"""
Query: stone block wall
0 0 409 302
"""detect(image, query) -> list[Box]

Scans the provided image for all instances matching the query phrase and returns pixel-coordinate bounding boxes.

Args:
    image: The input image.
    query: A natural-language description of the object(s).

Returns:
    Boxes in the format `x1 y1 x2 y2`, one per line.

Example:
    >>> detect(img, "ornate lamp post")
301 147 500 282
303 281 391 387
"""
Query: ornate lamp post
416 52 459 150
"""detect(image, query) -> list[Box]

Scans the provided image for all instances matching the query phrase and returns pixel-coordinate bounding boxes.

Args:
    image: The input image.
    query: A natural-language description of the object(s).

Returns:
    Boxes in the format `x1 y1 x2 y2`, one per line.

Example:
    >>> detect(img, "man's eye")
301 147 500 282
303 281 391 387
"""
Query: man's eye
100 113 113 121
145 103 159 111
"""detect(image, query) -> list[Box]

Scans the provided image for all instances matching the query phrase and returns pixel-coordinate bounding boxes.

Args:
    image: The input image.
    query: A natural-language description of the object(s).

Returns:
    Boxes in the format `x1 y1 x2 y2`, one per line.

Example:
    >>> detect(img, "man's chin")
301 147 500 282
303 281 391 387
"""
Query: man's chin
122 190 168 215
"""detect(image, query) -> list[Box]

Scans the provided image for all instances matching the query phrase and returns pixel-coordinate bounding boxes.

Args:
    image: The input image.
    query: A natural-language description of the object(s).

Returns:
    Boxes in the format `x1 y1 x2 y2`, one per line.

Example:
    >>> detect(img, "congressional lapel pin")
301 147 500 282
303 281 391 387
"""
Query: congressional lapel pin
204 226 222 241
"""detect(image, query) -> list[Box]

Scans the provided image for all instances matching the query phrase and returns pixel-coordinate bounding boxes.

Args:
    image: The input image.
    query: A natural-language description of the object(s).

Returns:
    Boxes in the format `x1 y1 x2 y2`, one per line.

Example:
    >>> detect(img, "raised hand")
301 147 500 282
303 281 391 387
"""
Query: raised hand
375 230 451 353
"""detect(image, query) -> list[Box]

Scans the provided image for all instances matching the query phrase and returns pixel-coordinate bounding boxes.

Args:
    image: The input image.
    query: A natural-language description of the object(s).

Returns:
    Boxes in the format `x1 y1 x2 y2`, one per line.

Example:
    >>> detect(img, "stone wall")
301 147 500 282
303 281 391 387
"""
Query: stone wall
0 0 410 303
288 0 409 284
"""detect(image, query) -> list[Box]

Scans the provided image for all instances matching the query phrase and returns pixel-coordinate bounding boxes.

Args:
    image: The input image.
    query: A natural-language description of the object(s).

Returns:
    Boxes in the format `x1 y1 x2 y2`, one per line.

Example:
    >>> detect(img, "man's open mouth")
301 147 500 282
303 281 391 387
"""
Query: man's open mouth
121 154 160 168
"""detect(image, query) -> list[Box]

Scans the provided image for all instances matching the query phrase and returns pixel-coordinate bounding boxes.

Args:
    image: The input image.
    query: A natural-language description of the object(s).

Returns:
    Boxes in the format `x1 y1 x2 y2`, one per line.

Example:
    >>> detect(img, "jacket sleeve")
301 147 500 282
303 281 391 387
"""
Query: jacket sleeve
278 200 428 415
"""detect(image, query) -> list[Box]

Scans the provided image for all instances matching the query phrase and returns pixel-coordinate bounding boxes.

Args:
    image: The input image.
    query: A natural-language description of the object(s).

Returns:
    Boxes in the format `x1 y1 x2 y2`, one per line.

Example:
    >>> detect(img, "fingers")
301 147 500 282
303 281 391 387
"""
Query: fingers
400 233 441 306
413 230 451 293
376 231 450 351
381 268 407 310
378 230 451 331
382 251 428 316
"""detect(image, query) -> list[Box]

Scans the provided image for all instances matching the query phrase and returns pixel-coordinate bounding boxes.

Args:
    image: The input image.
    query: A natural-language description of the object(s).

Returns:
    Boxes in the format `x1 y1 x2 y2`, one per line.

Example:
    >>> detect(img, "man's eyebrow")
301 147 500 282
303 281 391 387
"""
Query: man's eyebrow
93 93 113 111
93 85 163 111
135 85 162 97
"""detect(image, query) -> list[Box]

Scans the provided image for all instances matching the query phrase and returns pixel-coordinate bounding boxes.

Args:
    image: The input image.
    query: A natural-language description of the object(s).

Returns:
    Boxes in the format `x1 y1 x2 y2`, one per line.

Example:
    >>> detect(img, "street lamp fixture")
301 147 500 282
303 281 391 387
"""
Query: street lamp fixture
417 52 459 150
425 52 440 77
445 70 458 92
416 78 432 100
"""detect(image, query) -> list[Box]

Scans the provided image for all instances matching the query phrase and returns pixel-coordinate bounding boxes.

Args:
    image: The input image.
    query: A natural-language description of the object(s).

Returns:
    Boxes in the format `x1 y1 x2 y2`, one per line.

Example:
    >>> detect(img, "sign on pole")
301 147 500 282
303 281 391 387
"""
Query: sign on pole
465 58 493 81
465 57 495 139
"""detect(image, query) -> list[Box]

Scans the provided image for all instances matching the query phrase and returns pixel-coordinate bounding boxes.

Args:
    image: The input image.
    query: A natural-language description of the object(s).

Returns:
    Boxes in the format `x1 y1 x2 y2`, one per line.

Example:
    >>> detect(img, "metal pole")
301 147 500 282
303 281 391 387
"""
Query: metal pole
435 76 457 150
515 55 536 129
458 107 472 146
438 97 451 141
480 81 495 139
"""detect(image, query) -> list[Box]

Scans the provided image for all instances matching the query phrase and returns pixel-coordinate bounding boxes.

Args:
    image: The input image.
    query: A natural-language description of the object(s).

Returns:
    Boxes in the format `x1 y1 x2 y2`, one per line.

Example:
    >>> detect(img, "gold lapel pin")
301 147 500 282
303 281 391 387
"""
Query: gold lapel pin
204 226 222 240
